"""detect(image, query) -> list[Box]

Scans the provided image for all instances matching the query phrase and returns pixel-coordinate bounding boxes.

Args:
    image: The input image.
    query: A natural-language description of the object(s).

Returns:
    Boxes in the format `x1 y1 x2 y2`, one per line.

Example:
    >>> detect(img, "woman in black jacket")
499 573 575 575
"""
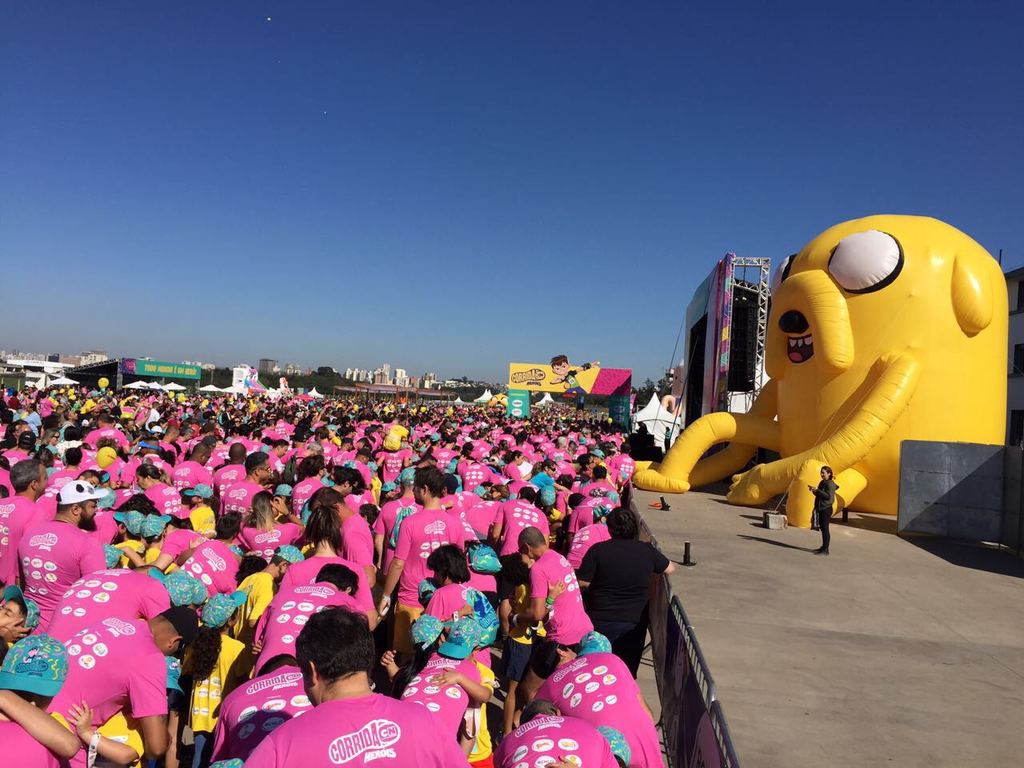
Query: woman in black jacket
808 466 838 555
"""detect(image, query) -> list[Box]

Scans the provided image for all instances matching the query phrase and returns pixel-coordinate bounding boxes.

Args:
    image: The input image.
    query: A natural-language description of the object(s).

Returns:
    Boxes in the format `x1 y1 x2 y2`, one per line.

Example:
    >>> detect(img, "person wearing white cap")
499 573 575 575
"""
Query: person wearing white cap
16 481 107 631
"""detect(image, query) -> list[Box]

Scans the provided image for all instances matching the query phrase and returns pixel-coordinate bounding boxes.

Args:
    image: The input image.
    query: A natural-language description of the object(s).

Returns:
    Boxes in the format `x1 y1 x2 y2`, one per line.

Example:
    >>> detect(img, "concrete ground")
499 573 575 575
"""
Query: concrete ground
633 487 1024 768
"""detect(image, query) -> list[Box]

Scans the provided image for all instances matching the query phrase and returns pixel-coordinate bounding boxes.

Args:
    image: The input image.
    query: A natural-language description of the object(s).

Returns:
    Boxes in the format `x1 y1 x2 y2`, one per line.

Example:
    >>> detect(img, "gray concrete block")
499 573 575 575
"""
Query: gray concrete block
947 508 1001 541
905 503 949 536
950 444 1003 479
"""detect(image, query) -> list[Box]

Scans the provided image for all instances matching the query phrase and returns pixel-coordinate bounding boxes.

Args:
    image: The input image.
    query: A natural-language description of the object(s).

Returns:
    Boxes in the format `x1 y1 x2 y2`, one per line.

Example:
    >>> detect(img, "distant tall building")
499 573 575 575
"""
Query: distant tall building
394 368 408 387
422 372 437 389
258 358 278 374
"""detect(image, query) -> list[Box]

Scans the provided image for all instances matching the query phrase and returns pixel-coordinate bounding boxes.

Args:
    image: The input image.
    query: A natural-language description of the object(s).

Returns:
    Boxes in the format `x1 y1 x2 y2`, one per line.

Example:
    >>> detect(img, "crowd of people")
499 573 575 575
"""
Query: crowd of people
0 385 672 767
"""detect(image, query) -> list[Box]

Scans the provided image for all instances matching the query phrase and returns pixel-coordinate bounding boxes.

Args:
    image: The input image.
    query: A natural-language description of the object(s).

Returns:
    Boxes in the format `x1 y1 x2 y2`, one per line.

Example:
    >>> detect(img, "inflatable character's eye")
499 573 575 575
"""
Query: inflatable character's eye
771 254 794 294
828 230 903 294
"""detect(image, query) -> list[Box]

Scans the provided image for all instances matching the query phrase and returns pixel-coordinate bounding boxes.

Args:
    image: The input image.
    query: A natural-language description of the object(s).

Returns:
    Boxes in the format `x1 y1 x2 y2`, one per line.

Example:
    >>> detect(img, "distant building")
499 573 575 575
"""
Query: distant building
422 372 438 389
80 351 108 365
286 363 302 376
258 358 278 375
59 354 83 367
394 368 408 387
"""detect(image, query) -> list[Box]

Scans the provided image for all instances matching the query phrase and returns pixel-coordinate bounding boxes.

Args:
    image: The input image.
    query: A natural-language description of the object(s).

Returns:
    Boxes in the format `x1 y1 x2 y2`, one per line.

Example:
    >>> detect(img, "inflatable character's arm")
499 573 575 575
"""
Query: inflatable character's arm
632 381 780 494
729 353 920 504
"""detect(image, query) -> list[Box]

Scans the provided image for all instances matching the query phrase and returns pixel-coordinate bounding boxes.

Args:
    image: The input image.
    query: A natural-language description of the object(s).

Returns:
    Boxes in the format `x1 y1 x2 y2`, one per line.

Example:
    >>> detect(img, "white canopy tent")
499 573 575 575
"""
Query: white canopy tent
199 384 223 393
534 392 555 408
473 389 494 404
453 397 466 405
308 388 325 399
633 394 683 443
50 376 78 386
123 381 149 390
162 382 186 392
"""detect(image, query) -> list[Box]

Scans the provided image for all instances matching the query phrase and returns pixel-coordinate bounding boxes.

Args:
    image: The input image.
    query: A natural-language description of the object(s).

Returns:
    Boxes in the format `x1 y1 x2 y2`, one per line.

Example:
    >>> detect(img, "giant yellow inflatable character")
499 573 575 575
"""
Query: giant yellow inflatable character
634 215 1007 525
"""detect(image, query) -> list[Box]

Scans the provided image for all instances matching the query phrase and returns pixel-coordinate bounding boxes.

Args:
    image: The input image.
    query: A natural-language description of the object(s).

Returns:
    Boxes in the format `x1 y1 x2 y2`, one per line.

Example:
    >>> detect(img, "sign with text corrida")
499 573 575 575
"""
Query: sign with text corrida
120 358 201 380
508 361 631 396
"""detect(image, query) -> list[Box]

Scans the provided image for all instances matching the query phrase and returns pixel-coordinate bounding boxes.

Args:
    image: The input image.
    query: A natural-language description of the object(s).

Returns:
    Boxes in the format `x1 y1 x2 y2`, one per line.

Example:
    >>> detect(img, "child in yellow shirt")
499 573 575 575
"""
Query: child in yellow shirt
185 592 248 767
231 546 304 678
182 484 217 537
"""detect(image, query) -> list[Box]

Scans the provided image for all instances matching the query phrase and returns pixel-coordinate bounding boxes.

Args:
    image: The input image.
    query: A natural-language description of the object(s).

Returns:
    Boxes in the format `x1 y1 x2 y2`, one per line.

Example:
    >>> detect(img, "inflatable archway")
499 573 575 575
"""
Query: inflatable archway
634 215 1008 526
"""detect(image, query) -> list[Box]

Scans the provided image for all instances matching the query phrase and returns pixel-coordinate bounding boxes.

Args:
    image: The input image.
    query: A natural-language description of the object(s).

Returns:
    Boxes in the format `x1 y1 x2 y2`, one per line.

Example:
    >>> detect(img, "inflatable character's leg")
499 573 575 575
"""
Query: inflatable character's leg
633 411 780 494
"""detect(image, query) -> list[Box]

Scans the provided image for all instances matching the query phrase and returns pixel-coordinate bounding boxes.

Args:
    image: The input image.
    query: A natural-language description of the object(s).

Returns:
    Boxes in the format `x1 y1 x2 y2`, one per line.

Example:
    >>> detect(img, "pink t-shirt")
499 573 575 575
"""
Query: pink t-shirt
171 460 214 491
497 500 550 557
18 520 106 630
254 582 364 673
425 583 470 622
160 527 206 562
280 555 374 613
291 476 323 517
530 550 593 644
393 509 464 607
48 568 171 641
238 524 303 561
181 539 239 595
244 693 469 768
144 482 187 519
374 498 420 571
567 524 611 570
495 714 618 768
377 449 411 483
458 462 493 492
463 500 500 540
340 513 374 568
0 721 63 767
537 653 662 768
50 618 168 768
0 496 48 585
221 479 265 516
400 653 480 738
210 664 313 762
213 464 247 495
84 427 130 451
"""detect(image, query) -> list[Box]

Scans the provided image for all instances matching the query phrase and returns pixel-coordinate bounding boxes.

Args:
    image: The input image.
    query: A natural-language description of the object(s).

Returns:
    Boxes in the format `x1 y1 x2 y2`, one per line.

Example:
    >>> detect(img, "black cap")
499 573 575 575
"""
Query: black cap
160 606 199 646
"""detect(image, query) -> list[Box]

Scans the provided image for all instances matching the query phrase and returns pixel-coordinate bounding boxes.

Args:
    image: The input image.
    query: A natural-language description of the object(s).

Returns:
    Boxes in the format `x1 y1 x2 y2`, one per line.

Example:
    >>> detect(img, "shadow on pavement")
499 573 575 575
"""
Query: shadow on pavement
737 534 817 552
905 536 1024 579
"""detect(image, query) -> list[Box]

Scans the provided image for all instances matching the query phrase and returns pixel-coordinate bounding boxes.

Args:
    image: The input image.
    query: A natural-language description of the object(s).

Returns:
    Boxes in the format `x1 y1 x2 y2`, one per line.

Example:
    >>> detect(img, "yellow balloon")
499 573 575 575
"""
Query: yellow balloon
98 377 109 390
634 215 1008 526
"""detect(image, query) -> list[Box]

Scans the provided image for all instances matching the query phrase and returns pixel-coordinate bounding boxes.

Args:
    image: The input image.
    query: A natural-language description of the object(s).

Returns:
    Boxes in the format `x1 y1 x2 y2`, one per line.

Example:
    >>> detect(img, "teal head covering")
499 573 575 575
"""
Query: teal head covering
598 726 632 765
140 514 171 540
579 630 612 656
113 509 145 536
103 544 122 569
274 545 304 564
410 614 444 649
0 634 68 697
202 591 247 629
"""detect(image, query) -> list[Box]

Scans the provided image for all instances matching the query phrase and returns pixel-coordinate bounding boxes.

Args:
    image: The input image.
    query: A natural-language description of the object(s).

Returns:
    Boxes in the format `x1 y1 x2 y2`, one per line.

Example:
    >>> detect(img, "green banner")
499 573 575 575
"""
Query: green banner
507 389 530 419
120 358 201 380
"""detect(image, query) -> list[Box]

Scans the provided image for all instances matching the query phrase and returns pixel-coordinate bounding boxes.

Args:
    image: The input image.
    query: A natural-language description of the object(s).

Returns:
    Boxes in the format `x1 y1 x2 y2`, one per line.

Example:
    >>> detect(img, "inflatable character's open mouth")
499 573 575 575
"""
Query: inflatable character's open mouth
787 333 814 363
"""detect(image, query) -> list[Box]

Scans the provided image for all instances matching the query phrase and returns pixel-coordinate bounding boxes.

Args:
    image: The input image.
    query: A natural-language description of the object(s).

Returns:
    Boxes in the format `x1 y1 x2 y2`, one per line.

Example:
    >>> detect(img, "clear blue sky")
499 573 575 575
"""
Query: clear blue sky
2 2 1021 383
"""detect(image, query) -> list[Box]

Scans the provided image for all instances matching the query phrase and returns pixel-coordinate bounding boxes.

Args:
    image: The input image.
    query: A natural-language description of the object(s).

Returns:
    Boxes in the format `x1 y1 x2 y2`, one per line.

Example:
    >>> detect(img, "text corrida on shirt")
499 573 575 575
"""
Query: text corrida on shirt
328 718 401 763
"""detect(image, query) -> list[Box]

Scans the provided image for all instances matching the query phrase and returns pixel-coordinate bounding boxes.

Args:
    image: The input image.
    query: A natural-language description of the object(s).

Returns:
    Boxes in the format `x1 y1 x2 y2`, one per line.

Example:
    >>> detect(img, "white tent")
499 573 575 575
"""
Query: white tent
163 382 186 392
473 389 494 404
453 397 466 405
124 381 149 390
534 392 555 408
50 376 78 386
143 381 165 390
633 394 683 442
199 384 223 393
308 388 325 399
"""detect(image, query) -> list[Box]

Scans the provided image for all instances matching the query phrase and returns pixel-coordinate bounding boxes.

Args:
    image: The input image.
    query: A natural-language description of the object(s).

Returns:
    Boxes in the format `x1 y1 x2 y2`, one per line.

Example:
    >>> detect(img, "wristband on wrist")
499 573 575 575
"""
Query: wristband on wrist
545 597 555 607
87 731 101 768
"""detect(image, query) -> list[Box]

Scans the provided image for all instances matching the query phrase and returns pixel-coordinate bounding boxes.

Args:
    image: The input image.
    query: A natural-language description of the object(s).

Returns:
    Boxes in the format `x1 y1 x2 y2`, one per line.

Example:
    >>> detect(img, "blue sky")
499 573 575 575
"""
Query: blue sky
2 2 1022 383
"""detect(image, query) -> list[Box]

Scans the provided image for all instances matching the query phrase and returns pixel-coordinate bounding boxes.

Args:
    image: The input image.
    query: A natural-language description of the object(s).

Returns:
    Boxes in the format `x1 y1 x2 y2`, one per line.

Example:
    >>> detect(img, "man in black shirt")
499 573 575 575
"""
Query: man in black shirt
577 507 673 676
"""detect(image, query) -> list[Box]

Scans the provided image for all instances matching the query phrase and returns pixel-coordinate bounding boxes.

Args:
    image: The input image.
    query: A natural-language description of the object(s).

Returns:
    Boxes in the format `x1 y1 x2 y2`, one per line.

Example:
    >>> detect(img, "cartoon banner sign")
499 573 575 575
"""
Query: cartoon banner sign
508 358 631 396
120 358 200 380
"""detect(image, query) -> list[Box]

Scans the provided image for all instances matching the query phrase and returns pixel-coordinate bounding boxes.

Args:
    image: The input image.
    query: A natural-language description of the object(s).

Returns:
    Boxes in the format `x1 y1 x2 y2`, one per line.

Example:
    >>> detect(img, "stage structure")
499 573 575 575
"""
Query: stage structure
681 253 771 427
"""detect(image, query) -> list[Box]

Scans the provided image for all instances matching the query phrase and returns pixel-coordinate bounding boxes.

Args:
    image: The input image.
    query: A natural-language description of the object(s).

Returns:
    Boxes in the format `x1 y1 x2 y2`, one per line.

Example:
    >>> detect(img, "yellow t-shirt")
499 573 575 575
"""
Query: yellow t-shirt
468 662 496 763
509 584 545 645
51 712 143 767
189 504 216 537
189 635 247 733
144 546 178 573
232 571 276 677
